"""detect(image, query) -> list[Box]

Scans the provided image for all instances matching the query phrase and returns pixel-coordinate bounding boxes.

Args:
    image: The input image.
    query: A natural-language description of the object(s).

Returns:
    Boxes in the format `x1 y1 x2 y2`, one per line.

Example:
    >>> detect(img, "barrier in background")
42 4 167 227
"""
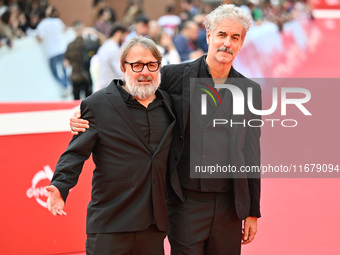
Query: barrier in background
0 102 93 255
311 0 340 9
0 29 75 102
233 18 322 78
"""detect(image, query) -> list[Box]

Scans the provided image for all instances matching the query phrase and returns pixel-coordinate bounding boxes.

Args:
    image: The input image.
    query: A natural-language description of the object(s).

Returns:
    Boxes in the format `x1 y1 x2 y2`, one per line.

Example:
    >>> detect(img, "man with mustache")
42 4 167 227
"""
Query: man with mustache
46 36 175 255
71 4 261 255
161 5 261 255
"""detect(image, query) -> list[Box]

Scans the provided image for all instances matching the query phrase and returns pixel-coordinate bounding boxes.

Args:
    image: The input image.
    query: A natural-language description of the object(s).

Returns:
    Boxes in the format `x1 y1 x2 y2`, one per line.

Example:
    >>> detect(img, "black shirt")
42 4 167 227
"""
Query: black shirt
178 56 234 193
117 84 171 153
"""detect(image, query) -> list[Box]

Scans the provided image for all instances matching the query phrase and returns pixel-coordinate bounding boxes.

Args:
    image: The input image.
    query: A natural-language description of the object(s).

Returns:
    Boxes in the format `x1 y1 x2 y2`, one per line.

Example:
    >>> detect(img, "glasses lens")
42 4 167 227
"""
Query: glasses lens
128 62 159 72
147 62 159 71
132 63 143 72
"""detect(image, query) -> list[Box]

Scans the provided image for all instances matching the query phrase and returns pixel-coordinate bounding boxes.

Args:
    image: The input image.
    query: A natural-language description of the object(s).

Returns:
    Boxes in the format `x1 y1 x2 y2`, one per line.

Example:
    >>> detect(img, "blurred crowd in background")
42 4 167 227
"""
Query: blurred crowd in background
0 0 314 100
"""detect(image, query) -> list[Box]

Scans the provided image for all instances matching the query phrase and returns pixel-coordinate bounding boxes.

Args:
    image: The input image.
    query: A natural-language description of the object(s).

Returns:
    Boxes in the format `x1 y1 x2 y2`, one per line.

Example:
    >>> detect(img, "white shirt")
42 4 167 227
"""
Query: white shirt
158 15 181 37
96 40 123 89
36 17 66 58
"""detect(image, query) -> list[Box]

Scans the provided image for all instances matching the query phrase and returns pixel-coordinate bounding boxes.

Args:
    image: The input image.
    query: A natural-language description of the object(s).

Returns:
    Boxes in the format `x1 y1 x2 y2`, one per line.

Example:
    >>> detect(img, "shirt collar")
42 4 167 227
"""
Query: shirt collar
201 55 234 79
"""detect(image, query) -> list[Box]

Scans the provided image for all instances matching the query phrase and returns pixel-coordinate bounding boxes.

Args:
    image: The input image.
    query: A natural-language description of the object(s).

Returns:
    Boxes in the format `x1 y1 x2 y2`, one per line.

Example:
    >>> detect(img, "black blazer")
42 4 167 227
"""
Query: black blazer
51 79 176 233
160 56 261 220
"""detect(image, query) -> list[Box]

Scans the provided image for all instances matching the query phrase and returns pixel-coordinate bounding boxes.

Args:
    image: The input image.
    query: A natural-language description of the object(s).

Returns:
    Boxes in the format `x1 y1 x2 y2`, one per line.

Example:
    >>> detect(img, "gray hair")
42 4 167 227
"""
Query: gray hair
120 36 162 71
203 4 252 40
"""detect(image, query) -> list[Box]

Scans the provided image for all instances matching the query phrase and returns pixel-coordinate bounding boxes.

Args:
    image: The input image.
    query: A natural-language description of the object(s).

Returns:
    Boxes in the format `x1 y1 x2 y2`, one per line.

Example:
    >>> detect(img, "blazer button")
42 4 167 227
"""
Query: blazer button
180 135 183 140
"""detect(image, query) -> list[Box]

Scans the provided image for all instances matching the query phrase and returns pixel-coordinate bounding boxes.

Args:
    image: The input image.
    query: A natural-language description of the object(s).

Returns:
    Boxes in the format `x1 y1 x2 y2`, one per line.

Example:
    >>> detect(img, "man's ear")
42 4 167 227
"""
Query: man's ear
206 30 211 45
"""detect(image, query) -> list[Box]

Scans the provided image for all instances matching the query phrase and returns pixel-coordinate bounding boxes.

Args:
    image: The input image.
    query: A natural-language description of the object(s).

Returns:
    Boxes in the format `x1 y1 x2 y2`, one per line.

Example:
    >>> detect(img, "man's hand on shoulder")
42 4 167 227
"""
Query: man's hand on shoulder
70 108 89 135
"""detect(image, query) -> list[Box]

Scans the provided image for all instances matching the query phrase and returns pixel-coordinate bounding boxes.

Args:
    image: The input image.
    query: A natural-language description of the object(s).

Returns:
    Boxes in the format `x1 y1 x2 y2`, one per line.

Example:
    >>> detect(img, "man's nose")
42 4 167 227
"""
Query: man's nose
223 37 231 47
140 65 151 75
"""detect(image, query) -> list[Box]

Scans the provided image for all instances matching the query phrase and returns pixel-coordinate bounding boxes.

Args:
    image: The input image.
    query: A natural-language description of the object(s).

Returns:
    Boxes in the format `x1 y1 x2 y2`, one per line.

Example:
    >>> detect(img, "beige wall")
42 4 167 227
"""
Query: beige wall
49 0 93 26
49 0 180 27
106 0 129 22
144 0 176 20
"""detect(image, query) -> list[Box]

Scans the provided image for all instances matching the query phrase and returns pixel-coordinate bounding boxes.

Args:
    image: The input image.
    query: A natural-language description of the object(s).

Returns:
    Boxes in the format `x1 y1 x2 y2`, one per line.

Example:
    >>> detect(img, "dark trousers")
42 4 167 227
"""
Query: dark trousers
167 190 242 255
72 80 92 100
86 225 166 255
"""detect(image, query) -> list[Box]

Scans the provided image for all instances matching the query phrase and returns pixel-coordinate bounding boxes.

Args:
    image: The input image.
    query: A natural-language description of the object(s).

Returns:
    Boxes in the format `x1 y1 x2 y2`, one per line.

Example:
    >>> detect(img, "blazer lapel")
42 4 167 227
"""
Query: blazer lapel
105 81 152 152
152 90 176 157
182 58 202 132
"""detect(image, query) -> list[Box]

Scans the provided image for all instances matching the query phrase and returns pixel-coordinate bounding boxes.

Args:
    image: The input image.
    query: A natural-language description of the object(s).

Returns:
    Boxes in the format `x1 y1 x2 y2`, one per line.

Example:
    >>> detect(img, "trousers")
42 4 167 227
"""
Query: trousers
167 189 242 255
86 225 166 255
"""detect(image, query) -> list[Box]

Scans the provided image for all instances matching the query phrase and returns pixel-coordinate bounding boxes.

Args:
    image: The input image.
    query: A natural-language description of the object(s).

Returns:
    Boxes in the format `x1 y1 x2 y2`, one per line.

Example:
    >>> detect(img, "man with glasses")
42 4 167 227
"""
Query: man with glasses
46 36 175 255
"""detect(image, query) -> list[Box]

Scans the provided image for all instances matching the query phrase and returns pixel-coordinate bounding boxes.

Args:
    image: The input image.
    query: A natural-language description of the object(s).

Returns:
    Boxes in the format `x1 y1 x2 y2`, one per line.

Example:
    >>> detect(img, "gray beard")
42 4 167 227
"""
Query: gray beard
125 72 161 100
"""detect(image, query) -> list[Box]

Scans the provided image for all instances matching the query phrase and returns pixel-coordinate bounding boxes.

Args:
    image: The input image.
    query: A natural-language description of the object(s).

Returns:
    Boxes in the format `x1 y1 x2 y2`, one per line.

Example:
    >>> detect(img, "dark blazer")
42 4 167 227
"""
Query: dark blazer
51 79 176 233
160 56 261 220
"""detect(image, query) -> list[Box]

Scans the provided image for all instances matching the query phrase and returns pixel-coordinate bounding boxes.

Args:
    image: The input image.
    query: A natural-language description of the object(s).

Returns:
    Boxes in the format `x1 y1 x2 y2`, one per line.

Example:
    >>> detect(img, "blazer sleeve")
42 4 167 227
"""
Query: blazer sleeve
50 100 98 202
244 82 262 218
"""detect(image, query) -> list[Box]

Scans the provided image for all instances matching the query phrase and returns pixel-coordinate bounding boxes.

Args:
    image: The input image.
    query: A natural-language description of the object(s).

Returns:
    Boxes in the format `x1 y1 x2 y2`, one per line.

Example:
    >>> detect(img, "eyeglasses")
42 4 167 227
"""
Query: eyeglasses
125 61 161 73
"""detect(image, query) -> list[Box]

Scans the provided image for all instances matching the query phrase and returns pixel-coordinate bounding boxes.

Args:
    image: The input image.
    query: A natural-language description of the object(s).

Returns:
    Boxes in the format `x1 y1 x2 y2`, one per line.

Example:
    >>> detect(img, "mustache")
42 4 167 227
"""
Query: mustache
217 46 234 55
137 76 153 82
